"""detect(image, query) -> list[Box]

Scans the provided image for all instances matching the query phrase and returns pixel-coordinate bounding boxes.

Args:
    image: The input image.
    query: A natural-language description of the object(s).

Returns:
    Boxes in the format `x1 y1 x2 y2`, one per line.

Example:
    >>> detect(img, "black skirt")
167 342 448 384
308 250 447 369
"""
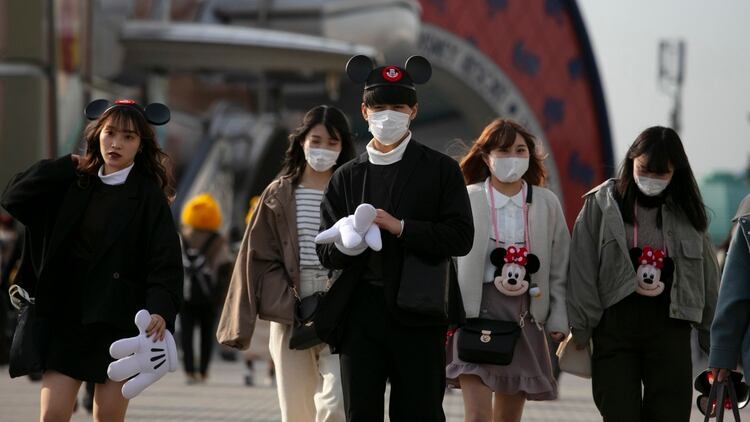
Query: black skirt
37 318 136 384
36 250 137 384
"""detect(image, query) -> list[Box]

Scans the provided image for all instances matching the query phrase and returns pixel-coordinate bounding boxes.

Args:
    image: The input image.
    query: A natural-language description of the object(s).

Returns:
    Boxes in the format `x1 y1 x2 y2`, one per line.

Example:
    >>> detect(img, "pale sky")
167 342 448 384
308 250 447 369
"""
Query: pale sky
577 0 750 179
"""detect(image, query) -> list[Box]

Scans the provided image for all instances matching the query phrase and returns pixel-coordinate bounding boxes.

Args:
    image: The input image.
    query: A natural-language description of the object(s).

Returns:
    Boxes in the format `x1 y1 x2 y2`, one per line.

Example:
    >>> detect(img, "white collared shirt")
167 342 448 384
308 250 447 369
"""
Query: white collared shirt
366 132 412 165
98 163 134 186
484 179 527 283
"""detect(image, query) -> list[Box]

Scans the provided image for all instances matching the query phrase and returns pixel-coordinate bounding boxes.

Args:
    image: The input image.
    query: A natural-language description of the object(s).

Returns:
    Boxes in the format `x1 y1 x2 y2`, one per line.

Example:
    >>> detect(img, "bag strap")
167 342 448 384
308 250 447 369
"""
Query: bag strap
707 378 743 422
287 269 333 302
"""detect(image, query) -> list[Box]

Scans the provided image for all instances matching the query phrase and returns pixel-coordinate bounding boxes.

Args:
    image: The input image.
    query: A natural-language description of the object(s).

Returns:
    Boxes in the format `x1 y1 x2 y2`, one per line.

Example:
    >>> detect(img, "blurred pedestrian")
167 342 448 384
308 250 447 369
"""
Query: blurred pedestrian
710 193 750 383
218 105 355 421
448 119 569 422
179 193 232 383
1 99 183 421
567 126 719 421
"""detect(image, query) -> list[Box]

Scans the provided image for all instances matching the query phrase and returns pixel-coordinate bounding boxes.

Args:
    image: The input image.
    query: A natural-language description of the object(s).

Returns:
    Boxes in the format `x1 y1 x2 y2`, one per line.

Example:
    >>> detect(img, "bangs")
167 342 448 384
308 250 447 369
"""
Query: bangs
101 108 143 136
323 123 341 140
479 120 532 153
631 138 672 173
363 85 417 107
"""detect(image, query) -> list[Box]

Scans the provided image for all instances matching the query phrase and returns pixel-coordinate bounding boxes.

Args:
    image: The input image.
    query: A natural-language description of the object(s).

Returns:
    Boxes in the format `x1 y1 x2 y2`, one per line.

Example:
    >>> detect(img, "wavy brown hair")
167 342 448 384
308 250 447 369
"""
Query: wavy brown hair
79 106 176 201
460 118 547 186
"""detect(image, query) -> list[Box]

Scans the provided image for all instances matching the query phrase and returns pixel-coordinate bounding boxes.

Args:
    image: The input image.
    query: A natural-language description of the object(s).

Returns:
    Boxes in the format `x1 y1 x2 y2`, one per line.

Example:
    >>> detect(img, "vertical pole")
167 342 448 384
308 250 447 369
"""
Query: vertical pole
46 0 58 157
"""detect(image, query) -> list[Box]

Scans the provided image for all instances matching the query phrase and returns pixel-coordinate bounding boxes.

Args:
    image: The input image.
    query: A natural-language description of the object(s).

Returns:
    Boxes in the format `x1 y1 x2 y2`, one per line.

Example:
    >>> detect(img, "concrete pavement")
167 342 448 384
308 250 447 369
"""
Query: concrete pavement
2 358 745 421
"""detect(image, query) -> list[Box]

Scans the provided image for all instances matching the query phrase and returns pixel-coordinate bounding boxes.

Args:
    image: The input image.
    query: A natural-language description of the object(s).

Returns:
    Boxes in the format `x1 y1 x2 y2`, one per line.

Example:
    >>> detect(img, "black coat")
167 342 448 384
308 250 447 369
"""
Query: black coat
1 155 183 331
315 140 474 347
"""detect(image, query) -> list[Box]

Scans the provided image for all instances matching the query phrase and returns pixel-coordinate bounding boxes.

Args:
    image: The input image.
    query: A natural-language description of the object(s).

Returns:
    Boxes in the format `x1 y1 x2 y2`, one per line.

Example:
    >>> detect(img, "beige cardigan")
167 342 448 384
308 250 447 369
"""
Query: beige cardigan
457 181 570 334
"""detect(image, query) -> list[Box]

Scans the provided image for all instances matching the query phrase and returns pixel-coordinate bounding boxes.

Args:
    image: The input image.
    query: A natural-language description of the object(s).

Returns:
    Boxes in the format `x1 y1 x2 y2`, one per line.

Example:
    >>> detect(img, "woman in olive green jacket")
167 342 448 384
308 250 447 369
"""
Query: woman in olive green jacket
567 126 719 421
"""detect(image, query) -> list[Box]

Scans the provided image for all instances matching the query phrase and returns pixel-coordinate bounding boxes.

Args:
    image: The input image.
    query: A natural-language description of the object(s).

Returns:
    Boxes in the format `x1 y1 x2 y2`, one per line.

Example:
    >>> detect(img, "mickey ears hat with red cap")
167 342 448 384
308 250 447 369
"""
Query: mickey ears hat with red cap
346 55 432 91
84 99 170 126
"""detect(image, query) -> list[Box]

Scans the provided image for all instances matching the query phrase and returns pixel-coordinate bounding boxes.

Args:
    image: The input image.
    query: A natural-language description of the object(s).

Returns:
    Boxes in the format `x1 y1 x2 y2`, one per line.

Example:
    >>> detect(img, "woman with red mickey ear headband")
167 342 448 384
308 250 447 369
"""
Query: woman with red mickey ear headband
448 118 570 422
1 99 182 421
567 126 719 421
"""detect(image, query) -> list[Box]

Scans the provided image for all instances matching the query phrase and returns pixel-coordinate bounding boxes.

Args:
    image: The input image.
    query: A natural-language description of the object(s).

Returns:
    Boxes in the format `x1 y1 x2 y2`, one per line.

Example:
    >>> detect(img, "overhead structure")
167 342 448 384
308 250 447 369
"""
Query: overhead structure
120 20 378 73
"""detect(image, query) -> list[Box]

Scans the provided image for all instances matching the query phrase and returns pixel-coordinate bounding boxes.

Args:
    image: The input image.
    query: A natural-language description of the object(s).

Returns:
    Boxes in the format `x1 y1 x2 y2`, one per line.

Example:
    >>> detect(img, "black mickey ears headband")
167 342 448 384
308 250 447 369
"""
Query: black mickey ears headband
84 99 171 126
346 55 432 91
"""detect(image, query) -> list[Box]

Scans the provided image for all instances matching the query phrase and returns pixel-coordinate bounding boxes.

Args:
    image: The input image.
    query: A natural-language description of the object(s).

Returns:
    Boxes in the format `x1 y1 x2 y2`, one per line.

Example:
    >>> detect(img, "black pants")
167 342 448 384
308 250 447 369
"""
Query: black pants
179 303 217 376
592 294 692 422
339 283 446 422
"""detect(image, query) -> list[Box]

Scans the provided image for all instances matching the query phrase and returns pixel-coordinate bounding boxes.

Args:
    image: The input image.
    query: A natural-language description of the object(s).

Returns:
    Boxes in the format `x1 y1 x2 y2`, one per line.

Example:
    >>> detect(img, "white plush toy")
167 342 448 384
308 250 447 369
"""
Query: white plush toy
315 203 382 254
107 309 178 399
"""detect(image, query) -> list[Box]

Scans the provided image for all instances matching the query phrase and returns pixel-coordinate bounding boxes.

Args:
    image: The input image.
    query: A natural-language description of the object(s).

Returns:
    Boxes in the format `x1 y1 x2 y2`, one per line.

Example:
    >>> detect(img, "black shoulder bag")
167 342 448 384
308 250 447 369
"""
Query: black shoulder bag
457 301 525 366
397 252 451 318
8 284 42 378
287 271 332 350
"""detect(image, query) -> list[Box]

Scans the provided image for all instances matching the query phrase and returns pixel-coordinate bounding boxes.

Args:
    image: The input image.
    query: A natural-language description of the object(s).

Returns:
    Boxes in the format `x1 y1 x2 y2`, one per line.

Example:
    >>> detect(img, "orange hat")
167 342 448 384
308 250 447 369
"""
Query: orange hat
181 193 222 231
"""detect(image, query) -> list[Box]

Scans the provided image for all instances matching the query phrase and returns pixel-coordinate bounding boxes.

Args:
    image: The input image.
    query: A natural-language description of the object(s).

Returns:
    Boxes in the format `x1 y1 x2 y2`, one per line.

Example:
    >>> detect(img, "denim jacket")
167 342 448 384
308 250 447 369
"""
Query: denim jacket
709 210 750 376
567 179 719 345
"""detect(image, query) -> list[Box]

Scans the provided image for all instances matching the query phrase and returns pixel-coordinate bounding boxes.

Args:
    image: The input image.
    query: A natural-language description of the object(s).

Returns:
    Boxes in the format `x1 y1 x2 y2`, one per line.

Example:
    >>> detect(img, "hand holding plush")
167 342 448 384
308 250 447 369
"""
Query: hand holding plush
490 246 541 297
107 310 178 399
629 247 674 297
315 203 382 255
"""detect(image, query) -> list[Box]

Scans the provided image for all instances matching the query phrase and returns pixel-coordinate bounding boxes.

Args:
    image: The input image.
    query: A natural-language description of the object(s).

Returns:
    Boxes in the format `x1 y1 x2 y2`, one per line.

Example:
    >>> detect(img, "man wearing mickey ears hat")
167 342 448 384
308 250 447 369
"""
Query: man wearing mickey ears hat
315 55 474 421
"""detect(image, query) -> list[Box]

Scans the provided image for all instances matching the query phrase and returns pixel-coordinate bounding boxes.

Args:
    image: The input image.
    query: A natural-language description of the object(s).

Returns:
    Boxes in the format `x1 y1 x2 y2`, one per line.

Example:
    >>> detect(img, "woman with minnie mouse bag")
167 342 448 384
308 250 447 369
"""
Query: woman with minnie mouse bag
567 126 719 421
447 119 570 422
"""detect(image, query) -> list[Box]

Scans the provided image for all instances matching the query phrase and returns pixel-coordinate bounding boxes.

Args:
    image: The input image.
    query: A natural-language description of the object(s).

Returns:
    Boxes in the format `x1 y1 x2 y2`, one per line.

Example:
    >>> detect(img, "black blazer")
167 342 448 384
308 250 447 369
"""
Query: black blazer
315 140 474 347
1 155 183 331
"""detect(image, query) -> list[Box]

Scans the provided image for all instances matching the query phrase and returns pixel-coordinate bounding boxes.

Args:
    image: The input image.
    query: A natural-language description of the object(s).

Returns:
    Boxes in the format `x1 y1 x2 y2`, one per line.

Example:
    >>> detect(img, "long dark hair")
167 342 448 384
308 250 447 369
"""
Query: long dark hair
616 126 708 232
460 118 547 186
80 106 176 201
279 105 355 185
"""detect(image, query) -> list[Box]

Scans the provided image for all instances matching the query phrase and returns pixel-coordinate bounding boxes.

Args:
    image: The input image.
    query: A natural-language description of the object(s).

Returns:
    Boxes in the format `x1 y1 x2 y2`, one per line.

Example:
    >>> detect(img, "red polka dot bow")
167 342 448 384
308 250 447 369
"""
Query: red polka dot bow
504 246 529 266
638 246 666 269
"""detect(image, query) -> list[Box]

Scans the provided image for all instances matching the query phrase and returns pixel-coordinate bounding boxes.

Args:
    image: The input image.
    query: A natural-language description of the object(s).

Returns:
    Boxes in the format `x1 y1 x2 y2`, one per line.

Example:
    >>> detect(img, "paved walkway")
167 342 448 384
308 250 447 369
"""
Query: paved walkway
1 358 745 421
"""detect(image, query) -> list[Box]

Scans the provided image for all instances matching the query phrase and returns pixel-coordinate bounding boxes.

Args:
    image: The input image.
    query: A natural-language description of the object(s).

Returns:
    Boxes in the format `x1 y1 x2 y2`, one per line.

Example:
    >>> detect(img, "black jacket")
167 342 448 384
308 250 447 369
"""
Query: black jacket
315 140 474 347
1 155 183 331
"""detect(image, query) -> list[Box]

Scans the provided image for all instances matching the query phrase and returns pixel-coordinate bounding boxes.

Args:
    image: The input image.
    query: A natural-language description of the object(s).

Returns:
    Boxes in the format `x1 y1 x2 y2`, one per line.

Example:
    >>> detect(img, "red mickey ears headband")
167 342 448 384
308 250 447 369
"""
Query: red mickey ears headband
638 246 666 269
84 99 170 126
504 246 529 267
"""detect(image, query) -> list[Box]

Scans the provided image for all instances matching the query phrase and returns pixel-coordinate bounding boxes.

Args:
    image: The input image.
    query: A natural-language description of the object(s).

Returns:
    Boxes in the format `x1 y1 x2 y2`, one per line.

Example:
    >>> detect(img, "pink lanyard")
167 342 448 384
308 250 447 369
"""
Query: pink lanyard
488 182 531 252
633 205 668 255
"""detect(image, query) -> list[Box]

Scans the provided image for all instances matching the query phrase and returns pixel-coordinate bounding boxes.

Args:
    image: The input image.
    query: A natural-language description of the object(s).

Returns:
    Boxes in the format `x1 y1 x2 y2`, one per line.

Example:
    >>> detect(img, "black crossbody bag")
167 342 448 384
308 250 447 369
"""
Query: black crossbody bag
287 271 332 350
457 297 526 366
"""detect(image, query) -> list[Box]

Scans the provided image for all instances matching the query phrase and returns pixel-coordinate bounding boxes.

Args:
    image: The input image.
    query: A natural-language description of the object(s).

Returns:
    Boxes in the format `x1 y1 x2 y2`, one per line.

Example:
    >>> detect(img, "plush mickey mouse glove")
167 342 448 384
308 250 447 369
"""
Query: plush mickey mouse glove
315 203 381 256
107 310 178 399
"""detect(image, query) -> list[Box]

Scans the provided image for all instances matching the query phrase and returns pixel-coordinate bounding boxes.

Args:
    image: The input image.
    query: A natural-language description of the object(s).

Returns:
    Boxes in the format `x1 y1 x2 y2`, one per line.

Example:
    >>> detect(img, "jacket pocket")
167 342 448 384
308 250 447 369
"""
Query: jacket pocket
680 239 703 259
677 239 705 308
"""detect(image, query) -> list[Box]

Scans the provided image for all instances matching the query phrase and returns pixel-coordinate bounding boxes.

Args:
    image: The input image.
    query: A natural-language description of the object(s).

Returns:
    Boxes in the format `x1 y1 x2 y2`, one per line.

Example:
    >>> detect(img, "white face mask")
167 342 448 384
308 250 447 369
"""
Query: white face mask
304 146 340 172
367 110 411 145
489 156 529 183
635 175 670 197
